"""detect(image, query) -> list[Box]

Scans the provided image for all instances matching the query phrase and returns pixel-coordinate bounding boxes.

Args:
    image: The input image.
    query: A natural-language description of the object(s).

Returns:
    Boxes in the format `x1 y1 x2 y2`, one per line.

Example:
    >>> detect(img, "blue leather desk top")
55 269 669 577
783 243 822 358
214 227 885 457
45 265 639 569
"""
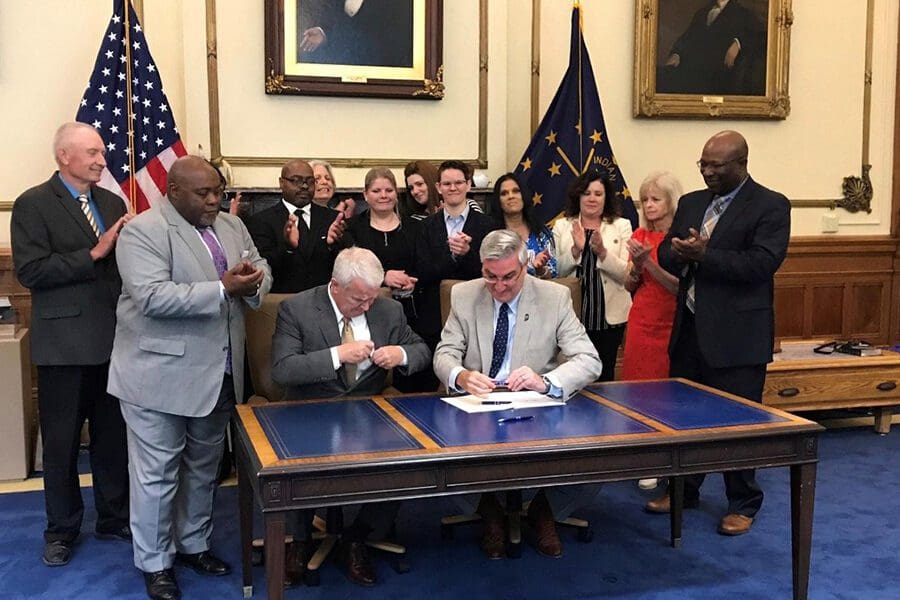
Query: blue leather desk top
389 394 653 447
253 401 422 460
587 381 789 430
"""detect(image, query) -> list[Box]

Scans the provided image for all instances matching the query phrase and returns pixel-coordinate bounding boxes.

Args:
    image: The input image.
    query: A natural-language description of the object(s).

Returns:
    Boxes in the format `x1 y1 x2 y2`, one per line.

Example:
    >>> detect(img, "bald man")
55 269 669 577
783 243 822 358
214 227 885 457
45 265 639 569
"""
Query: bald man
248 159 345 293
646 131 791 537
109 156 271 600
11 122 132 567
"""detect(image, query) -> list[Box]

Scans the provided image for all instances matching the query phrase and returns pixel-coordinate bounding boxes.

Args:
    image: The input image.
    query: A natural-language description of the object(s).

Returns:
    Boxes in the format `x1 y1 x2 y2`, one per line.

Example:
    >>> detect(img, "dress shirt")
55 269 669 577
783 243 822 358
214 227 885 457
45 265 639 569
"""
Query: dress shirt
326 286 408 372
283 199 311 228
443 204 471 238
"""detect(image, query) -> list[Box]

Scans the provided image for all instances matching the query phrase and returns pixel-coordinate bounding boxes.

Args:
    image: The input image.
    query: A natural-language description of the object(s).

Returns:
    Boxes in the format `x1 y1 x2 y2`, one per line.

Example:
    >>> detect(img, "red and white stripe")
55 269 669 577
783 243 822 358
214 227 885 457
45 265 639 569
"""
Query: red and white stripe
98 140 187 213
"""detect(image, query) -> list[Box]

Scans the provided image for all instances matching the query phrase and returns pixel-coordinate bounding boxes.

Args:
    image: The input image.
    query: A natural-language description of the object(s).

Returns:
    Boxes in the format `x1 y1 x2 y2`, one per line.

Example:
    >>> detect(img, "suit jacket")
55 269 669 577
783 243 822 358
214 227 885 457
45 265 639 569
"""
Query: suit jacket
271 285 431 400
108 199 272 416
433 276 602 399
247 202 338 293
553 216 633 326
412 209 498 337
658 176 790 369
10 173 126 366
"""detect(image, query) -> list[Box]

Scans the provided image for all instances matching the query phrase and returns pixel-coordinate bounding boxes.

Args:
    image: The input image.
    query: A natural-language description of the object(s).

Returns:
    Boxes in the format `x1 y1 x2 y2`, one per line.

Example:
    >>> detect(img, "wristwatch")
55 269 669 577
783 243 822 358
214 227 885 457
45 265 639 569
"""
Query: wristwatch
541 375 552 395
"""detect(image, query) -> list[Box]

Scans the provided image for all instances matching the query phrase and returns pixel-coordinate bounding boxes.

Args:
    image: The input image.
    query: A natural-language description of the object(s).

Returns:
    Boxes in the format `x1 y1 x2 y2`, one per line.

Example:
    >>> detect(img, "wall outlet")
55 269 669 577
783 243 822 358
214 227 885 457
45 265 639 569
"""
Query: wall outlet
821 213 839 233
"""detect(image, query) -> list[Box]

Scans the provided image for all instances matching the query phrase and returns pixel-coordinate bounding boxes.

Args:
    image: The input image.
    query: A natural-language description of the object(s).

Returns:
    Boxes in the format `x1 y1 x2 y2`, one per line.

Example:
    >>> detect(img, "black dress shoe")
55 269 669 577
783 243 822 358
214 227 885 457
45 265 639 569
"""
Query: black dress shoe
337 541 377 587
175 551 231 576
143 568 181 600
96 524 132 542
42 540 73 567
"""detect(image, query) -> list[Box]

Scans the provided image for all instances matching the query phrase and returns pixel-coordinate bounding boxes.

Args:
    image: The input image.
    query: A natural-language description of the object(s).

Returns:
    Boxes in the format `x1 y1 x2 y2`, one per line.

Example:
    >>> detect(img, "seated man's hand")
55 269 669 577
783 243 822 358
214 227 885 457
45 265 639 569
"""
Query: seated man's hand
455 369 495 398
372 346 403 369
506 366 545 393
338 340 374 365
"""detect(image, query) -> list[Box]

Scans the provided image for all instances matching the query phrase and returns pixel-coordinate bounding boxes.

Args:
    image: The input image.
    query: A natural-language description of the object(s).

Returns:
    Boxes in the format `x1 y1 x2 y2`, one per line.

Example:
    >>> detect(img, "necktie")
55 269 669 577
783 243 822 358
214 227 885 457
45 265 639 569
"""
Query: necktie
488 303 509 379
295 208 310 236
341 317 357 384
686 196 727 313
197 227 231 373
78 194 101 238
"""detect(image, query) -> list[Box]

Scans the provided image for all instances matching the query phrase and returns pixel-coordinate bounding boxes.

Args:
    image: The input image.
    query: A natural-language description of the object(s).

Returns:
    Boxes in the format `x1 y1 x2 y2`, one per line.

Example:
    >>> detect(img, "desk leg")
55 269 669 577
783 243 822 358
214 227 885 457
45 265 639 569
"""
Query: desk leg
669 477 683 548
236 437 253 598
873 407 892 435
265 512 286 600
790 462 816 600
506 490 523 559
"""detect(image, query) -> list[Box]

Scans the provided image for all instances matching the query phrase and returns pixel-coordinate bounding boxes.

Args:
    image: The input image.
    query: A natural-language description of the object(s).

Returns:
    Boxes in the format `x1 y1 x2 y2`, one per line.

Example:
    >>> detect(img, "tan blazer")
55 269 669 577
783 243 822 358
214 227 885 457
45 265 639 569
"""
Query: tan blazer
552 216 633 326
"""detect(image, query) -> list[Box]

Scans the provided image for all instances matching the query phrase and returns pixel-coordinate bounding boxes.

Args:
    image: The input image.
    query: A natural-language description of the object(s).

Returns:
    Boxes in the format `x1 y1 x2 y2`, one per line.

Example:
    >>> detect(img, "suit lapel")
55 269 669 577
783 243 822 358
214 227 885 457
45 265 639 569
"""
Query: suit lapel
91 185 126 231
509 278 534 369
367 300 389 348
314 286 342 348
50 176 98 243
161 200 220 281
476 286 495 374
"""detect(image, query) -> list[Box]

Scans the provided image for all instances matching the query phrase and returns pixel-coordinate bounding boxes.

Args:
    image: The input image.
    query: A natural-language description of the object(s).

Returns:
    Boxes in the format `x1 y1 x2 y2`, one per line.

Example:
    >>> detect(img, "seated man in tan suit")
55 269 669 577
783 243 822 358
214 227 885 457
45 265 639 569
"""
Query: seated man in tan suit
433 229 603 560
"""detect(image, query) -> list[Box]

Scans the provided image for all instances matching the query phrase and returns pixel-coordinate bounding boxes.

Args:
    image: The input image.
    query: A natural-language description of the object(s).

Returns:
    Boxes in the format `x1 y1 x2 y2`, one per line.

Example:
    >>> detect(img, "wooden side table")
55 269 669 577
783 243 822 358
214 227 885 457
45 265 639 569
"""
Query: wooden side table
0 329 35 479
764 340 900 434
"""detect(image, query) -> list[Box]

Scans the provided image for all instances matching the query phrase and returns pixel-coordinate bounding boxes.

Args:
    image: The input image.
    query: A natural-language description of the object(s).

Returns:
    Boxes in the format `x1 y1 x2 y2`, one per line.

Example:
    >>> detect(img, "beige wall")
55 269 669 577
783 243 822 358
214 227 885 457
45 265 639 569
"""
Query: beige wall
1 0 897 243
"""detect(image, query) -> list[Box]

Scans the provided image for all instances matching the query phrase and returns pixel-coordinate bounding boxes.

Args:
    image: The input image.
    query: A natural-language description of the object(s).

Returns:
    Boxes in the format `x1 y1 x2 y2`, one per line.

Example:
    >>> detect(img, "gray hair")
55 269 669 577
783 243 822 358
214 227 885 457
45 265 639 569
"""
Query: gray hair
332 247 385 288
52 122 99 164
479 229 528 266
638 171 683 229
310 160 336 188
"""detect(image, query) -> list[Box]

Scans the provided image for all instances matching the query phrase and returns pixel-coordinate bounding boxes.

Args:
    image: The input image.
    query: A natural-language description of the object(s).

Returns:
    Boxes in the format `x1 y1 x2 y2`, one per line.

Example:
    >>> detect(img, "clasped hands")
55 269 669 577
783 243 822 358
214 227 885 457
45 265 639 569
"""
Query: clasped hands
222 261 264 297
383 269 417 292
448 232 472 257
338 340 404 370
670 227 708 261
456 366 545 398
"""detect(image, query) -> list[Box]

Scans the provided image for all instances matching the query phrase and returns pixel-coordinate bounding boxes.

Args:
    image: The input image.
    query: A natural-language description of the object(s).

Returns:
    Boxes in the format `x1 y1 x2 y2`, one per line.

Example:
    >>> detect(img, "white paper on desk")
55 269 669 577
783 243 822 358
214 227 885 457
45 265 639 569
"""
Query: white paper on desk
441 391 564 413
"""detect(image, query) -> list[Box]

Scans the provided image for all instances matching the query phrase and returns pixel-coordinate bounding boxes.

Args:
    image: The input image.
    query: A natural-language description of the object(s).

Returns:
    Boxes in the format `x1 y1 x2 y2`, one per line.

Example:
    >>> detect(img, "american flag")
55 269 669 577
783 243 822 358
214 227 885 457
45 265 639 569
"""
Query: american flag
75 0 186 213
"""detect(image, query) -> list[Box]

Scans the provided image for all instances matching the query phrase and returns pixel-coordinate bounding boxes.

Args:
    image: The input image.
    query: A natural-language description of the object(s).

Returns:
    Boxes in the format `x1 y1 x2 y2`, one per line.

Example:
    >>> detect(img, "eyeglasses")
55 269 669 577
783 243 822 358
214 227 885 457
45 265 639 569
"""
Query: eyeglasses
439 180 468 189
280 175 316 187
696 156 746 171
482 266 522 284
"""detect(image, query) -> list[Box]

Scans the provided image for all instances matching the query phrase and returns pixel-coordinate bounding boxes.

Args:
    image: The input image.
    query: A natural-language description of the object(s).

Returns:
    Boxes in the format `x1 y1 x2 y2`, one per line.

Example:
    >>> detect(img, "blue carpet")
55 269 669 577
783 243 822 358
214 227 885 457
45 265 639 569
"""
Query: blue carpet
1 428 898 599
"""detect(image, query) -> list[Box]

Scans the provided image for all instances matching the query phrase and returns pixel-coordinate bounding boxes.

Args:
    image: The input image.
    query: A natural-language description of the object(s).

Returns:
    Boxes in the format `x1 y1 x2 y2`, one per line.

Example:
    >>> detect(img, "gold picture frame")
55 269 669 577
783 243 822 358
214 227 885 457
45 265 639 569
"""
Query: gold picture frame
264 0 444 100
634 0 793 119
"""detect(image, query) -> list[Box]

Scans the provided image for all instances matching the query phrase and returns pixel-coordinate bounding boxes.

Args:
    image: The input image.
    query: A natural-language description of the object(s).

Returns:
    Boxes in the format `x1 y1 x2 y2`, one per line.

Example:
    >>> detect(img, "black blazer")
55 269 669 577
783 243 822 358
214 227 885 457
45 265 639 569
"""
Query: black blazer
412 208 498 338
658 177 791 369
10 174 126 366
247 202 339 293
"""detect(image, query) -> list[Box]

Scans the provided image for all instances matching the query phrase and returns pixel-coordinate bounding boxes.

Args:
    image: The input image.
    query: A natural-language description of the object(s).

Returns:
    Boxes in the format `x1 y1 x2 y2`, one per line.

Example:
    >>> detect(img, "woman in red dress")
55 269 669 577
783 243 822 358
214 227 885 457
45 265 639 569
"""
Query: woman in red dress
621 171 683 381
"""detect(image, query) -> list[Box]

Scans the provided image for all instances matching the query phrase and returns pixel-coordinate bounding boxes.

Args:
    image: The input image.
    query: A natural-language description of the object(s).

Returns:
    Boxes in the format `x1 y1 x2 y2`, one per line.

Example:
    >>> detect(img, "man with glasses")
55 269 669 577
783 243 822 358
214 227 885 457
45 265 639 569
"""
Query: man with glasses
433 229 602 560
247 159 345 293
645 130 791 537
413 160 497 387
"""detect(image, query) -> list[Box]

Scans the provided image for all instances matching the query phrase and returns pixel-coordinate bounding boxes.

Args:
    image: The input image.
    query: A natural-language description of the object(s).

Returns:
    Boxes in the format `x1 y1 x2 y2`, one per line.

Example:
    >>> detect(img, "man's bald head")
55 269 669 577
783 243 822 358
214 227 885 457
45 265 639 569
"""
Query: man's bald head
699 130 749 195
279 159 315 208
167 156 223 227
53 122 107 191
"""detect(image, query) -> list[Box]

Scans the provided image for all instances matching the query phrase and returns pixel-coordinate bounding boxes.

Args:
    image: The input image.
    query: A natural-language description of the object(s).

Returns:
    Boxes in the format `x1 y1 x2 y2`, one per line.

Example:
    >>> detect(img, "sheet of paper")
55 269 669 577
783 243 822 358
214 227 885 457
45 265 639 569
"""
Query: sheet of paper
441 391 564 413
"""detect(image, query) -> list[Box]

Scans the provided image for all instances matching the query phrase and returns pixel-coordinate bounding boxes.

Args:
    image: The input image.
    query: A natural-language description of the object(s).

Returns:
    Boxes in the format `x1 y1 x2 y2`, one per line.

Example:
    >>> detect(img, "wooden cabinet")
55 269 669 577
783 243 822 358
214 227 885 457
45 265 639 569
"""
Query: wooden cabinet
764 341 900 433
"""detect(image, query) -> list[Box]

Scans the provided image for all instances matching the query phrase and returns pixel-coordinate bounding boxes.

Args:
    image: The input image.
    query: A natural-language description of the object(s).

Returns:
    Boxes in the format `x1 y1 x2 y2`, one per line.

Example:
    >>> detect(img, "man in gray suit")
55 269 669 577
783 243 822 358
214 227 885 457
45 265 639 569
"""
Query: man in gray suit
271 246 430 587
434 229 602 560
108 156 272 600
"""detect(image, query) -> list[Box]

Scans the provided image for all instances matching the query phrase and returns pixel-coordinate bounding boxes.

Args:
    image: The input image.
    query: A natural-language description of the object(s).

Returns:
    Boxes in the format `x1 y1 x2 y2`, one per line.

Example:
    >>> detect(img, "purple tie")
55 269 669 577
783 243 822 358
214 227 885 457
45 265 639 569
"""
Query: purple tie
197 227 231 373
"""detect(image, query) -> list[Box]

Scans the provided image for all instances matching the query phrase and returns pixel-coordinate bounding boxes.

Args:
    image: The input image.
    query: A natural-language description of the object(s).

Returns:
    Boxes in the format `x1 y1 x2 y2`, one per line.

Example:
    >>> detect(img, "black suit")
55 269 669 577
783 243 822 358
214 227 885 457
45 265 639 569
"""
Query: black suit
659 176 790 516
247 202 338 293
10 173 129 543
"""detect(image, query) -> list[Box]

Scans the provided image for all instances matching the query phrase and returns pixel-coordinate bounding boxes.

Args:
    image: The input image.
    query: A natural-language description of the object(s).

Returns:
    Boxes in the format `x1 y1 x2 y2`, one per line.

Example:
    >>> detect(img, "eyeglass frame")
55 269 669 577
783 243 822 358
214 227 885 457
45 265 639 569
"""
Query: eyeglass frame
482 264 524 284
280 175 316 188
696 156 747 171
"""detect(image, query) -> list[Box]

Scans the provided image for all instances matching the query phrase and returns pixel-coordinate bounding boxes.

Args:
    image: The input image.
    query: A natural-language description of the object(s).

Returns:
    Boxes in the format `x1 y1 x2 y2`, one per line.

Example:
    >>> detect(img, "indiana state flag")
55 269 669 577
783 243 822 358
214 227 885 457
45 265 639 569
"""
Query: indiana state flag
515 2 638 229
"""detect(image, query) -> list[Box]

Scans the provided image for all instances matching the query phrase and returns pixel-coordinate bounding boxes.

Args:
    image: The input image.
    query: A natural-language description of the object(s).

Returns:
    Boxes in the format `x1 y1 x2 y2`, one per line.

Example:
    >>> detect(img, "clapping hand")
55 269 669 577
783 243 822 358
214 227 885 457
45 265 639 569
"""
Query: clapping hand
627 238 651 269
326 212 347 245
448 232 472 257
671 227 708 261
571 221 586 257
283 214 300 248
223 261 264 297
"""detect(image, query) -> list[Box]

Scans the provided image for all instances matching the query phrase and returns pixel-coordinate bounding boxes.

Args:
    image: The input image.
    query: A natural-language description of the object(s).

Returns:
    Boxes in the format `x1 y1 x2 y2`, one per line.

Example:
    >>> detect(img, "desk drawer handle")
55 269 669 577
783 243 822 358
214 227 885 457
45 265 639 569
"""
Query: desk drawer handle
876 381 897 392
778 387 800 397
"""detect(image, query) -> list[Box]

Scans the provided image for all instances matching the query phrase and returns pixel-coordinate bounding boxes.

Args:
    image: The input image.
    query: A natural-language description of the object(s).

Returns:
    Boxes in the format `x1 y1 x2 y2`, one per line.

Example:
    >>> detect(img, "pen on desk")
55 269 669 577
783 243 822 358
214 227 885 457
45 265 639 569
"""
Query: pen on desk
497 415 534 424
480 400 512 405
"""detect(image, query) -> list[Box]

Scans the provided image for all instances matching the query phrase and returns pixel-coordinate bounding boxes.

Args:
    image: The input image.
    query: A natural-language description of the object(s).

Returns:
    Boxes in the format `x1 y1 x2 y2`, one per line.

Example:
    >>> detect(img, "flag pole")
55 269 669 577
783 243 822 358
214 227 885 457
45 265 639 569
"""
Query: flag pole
123 0 138 213
575 1 584 174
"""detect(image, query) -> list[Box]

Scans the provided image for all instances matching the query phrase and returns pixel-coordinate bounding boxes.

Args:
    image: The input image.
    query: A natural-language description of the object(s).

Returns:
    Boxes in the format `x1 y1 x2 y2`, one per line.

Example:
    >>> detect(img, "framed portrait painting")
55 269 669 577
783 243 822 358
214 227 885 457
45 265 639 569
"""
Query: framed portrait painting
633 0 792 119
264 0 444 99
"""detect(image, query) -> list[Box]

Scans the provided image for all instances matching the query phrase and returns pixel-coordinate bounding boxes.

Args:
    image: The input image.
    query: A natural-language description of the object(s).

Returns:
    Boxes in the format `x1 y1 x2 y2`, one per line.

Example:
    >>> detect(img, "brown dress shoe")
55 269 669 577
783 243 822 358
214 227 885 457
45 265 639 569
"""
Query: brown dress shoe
527 491 562 558
644 493 700 514
339 540 377 587
718 513 753 536
476 493 505 560
283 540 307 588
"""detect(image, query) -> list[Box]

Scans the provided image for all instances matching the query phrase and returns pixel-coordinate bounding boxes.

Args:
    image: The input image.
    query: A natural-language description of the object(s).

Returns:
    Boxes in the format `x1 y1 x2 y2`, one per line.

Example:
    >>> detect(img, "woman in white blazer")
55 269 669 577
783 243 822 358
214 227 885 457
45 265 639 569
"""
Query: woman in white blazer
553 170 633 381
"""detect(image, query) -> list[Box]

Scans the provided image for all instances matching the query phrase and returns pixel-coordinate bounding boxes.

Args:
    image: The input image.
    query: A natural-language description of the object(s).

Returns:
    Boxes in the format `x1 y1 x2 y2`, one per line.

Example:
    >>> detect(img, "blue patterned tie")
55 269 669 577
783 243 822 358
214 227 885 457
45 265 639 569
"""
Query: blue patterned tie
197 227 232 373
686 196 727 313
488 303 509 379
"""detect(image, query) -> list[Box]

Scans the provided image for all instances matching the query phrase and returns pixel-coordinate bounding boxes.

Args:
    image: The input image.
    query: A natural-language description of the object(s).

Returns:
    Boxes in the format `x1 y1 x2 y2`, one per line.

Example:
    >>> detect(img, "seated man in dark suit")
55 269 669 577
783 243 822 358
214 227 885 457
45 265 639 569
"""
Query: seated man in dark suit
434 230 603 560
412 160 498 385
271 246 431 586
247 159 345 293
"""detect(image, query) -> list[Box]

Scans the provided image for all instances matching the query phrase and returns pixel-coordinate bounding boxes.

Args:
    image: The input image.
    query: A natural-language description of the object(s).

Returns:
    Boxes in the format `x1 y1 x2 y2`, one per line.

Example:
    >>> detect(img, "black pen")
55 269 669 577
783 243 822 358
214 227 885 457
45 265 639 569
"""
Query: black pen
497 415 534 424
481 400 512 405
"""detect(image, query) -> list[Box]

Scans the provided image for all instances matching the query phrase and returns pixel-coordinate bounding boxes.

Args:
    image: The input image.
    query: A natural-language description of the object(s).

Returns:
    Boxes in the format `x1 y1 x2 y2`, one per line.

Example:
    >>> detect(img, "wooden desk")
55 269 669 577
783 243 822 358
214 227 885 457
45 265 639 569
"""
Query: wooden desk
765 341 900 433
234 379 822 600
